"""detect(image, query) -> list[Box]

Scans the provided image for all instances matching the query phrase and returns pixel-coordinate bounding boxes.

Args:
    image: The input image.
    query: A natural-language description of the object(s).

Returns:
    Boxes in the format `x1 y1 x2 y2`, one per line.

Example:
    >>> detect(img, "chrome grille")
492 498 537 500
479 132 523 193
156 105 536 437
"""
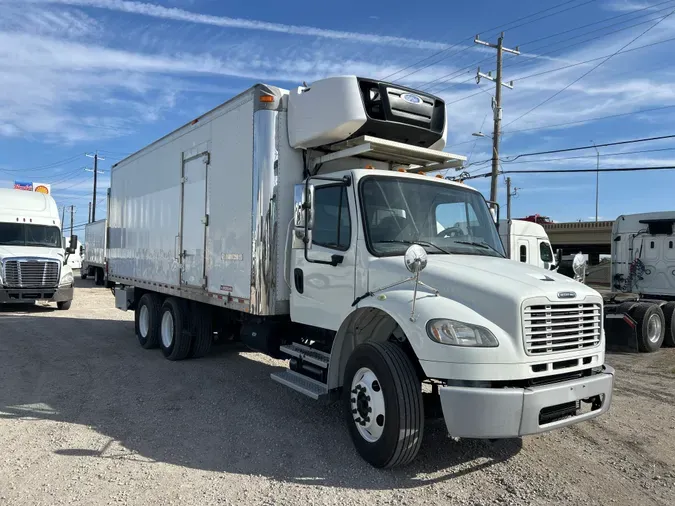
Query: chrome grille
2 259 60 288
524 303 601 355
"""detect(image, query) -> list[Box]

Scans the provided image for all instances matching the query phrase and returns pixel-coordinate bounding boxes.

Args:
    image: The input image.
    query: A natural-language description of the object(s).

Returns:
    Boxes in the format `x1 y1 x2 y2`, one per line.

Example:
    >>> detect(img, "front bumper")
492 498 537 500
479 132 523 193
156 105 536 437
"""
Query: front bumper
439 365 614 438
0 285 73 303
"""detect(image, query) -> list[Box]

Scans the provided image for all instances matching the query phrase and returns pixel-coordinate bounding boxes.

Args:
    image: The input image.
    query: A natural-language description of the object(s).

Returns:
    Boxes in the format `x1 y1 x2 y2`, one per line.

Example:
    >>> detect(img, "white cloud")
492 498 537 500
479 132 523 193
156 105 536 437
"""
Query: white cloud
18 0 448 49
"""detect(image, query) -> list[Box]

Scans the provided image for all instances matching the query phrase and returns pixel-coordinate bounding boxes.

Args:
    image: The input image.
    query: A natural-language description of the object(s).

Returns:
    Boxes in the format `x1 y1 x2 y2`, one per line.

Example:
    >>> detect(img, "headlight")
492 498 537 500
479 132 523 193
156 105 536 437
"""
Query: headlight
426 319 499 347
60 271 74 286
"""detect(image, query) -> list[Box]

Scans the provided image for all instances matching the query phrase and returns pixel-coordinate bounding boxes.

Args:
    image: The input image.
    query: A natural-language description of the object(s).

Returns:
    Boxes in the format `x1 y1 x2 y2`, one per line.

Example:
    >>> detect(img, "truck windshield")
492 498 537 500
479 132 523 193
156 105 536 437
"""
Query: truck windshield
0 223 62 248
360 176 505 257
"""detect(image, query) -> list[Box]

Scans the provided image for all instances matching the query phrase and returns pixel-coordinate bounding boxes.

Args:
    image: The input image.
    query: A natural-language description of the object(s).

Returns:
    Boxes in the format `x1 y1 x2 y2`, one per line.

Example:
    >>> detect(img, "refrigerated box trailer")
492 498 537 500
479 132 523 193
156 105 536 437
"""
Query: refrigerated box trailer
109 76 614 468
81 219 107 285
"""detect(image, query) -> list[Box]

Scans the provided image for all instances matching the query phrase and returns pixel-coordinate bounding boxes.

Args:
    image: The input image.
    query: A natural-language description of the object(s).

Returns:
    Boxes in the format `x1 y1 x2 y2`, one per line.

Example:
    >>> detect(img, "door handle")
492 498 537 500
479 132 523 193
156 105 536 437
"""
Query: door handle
294 268 304 294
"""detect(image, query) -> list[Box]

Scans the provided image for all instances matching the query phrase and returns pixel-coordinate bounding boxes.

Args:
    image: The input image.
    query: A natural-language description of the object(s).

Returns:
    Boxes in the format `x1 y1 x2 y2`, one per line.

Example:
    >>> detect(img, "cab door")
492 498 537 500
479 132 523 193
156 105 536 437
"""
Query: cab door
290 181 357 331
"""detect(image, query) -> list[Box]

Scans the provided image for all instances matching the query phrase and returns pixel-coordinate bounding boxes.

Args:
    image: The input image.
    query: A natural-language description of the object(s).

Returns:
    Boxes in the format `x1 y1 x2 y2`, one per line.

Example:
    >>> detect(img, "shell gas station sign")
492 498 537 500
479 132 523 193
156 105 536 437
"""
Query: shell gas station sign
14 181 51 195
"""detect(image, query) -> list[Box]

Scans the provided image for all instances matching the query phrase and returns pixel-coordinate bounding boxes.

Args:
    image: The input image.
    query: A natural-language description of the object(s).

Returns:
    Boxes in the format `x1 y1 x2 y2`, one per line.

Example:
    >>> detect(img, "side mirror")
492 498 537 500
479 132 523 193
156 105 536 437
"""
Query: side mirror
555 249 563 266
293 183 315 247
404 244 428 274
486 201 500 227
66 234 78 254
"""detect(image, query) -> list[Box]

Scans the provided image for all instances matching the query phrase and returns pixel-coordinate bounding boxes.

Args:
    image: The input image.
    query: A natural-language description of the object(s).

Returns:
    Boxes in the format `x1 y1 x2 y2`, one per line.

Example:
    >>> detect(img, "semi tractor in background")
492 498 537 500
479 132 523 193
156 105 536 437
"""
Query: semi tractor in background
106 76 613 468
82 219 108 285
601 212 675 352
0 188 77 310
63 236 83 270
499 219 558 271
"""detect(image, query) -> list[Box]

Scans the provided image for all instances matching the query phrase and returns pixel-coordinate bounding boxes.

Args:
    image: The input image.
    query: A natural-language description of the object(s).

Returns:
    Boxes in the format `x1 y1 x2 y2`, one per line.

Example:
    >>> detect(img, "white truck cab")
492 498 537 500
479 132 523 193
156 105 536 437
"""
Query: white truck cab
0 188 76 310
109 76 614 468
499 219 558 271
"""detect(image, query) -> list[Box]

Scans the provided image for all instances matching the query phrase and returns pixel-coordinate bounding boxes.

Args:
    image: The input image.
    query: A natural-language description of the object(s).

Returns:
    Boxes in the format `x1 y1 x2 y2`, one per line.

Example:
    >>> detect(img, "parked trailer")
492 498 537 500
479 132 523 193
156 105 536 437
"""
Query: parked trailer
109 76 614 468
81 219 108 286
602 212 675 352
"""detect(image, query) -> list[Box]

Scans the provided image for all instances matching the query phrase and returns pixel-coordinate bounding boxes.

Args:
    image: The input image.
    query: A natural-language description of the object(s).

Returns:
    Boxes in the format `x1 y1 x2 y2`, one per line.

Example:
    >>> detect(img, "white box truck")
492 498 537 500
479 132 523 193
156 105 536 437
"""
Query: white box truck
81 219 107 285
0 188 76 309
109 76 614 468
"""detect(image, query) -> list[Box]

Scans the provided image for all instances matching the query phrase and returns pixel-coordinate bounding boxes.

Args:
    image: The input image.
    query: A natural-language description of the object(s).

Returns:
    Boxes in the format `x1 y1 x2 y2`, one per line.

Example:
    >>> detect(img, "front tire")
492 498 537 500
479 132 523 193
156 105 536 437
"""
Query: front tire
57 300 72 310
159 298 192 361
632 303 665 352
135 293 161 349
343 341 424 468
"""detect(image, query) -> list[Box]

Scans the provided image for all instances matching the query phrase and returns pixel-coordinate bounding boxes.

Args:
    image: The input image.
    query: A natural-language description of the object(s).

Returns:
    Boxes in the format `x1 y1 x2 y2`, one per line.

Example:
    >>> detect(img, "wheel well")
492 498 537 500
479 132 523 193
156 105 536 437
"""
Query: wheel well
327 307 424 390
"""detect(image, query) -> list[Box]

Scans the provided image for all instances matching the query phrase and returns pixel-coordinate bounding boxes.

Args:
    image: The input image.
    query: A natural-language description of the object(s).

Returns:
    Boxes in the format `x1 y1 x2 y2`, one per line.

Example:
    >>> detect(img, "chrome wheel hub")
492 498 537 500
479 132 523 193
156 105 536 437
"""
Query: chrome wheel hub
647 313 662 343
350 367 386 443
161 311 174 348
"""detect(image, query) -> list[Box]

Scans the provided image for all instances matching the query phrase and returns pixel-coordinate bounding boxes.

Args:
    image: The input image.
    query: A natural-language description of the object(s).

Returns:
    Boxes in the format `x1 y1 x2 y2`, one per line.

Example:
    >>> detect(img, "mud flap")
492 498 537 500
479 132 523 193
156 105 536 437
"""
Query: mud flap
605 313 639 352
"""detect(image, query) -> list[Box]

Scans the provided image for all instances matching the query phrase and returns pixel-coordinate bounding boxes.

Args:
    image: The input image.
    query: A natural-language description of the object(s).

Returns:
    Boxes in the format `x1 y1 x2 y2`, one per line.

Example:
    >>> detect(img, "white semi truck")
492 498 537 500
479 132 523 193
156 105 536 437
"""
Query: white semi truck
602 211 675 352
499 219 558 271
81 219 108 285
0 188 76 310
109 76 614 468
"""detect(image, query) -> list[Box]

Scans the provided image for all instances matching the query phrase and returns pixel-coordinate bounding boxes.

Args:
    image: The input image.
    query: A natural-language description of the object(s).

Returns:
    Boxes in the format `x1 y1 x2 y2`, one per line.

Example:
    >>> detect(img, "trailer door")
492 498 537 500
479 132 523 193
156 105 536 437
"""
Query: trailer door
180 151 209 288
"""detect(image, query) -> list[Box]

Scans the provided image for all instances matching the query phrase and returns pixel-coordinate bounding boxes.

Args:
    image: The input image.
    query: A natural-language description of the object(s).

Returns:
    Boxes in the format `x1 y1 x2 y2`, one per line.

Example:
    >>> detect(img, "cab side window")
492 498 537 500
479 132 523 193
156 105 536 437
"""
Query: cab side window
520 244 528 263
312 186 351 251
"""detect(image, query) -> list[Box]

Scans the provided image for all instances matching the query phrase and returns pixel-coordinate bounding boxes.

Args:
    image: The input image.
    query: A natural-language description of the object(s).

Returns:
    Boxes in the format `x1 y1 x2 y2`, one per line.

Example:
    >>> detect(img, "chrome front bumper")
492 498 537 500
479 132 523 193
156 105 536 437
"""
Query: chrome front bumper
0 285 73 303
439 365 614 438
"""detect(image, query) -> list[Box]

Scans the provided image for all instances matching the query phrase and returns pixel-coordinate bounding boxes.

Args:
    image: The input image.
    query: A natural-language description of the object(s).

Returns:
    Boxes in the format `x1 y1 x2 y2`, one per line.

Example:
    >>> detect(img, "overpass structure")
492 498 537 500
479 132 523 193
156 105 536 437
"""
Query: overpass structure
542 220 614 257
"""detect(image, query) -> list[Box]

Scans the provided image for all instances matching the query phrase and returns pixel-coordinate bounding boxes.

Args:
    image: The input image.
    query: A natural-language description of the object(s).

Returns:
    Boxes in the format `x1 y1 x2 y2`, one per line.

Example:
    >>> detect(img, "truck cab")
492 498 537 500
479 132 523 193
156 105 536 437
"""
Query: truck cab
499 219 557 271
0 188 76 310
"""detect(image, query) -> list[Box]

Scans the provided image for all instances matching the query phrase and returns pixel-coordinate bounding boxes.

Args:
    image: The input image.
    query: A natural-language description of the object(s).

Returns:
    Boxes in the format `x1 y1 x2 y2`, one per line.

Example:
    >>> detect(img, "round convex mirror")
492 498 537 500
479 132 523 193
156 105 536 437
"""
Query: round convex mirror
404 244 428 274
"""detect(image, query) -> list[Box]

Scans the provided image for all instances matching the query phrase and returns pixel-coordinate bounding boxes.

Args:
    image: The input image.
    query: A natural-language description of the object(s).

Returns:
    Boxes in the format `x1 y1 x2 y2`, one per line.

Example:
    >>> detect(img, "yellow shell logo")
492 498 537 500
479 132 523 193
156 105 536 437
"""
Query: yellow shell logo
34 185 49 194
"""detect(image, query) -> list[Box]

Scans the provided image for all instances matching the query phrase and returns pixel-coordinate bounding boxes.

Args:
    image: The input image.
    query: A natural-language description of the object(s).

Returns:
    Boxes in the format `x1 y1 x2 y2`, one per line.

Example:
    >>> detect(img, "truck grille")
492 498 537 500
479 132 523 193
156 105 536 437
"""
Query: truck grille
2 259 60 288
523 303 601 355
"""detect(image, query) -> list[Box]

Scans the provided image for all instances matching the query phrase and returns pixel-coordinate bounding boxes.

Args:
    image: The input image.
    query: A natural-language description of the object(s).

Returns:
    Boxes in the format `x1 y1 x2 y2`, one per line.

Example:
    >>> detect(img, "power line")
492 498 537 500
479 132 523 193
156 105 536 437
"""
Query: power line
499 146 675 165
459 165 675 181
504 9 675 128
383 0 596 82
426 4 675 95
0 153 85 174
517 0 675 47
465 134 675 168
503 105 675 135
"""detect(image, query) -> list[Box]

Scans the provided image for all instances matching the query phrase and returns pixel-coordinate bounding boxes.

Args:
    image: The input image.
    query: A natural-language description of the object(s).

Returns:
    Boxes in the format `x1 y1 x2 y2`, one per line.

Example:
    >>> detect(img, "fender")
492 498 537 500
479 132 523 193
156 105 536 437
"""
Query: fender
326 288 518 389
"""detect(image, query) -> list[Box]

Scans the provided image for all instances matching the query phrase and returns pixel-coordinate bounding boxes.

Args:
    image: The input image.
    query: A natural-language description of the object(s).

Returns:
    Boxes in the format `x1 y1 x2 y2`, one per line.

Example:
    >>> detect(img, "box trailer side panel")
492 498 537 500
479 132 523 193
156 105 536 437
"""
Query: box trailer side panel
84 219 107 267
205 96 256 302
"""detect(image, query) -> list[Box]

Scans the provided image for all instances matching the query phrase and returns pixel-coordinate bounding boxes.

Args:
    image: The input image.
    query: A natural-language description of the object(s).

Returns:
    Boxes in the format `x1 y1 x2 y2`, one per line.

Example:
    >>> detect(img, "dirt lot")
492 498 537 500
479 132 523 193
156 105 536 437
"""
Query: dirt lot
1 279 674 506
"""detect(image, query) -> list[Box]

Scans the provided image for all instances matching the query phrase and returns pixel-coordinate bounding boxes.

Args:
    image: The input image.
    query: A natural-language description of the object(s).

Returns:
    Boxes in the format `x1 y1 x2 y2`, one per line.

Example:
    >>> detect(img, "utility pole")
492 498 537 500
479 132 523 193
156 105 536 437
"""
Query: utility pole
475 32 519 208
88 202 92 223
86 152 105 222
61 206 66 227
506 177 519 221
69 205 75 238
591 141 599 223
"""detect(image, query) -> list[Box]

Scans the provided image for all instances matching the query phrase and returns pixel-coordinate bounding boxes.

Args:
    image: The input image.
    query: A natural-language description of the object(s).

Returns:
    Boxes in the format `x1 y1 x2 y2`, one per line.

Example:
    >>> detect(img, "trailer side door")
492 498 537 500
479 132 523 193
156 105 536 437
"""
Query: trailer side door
180 150 209 288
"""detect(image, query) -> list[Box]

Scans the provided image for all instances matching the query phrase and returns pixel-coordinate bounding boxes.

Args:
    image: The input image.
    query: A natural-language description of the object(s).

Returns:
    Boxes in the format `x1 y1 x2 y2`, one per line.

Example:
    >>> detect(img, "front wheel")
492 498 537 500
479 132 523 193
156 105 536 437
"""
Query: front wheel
343 341 424 468
57 300 72 310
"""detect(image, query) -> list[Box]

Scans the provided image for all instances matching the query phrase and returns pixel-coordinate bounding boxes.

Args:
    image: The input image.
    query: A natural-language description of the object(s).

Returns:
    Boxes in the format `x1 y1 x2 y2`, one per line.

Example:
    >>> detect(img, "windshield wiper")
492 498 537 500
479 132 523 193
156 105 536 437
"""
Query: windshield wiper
453 240 504 257
376 239 451 255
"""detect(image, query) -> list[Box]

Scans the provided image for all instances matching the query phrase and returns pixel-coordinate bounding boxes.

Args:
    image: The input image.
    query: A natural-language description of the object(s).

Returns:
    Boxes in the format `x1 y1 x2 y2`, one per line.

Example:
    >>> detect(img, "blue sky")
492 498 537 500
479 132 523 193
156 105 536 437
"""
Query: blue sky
1 0 675 235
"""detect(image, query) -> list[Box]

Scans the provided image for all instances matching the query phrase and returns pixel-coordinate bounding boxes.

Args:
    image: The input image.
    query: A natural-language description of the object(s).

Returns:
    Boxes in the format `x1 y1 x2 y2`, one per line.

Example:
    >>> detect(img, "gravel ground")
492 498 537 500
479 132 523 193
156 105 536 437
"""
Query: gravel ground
1 278 674 506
